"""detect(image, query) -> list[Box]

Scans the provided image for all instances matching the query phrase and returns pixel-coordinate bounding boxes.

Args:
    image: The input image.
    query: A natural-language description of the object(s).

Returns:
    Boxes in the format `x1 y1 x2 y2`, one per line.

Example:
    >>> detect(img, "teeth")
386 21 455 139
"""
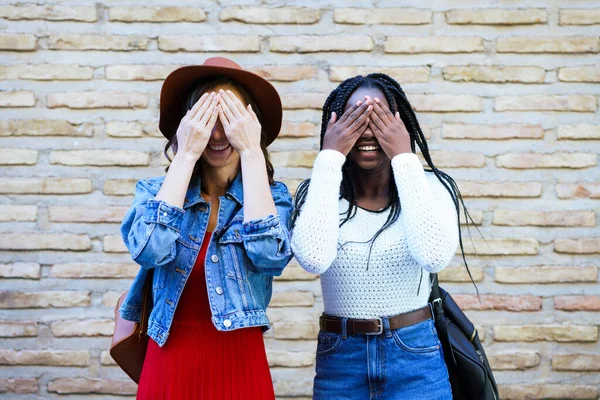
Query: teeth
209 144 229 151
357 145 379 151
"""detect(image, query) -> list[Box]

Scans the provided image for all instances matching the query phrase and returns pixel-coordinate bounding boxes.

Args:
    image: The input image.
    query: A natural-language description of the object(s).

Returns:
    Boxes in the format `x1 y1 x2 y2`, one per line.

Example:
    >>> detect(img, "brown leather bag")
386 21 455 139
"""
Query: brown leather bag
110 270 153 383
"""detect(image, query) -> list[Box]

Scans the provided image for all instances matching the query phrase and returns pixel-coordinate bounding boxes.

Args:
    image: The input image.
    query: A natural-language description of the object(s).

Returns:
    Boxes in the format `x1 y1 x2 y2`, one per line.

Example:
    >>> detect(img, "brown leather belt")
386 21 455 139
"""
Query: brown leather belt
319 305 432 336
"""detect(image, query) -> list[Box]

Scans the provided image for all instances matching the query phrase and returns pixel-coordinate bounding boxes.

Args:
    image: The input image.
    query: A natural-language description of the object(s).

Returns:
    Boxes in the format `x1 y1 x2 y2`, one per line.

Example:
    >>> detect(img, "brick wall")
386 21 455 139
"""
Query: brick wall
1 1 599 398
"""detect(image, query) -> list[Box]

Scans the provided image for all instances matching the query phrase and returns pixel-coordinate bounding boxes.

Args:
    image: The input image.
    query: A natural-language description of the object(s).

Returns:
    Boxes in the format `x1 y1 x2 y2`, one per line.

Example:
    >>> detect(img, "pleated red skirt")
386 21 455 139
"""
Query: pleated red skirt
136 232 275 400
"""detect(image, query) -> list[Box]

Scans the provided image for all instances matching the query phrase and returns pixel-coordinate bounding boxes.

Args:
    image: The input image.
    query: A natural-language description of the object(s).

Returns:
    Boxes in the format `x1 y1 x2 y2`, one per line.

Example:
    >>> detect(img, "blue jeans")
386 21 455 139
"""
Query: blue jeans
313 313 453 400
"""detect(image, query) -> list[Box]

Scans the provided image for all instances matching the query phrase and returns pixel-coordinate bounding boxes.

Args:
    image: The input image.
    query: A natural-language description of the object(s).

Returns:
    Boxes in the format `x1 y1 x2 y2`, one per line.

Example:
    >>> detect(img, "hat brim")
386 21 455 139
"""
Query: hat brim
159 65 282 146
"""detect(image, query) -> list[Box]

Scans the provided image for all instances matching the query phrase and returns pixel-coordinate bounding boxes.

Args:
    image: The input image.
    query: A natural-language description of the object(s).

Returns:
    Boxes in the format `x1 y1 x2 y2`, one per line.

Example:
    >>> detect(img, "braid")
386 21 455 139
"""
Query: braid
292 73 479 296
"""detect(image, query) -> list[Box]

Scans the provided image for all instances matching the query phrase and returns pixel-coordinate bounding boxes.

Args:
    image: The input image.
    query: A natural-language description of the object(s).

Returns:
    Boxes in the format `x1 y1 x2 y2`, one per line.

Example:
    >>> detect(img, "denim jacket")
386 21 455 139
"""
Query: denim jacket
119 172 293 347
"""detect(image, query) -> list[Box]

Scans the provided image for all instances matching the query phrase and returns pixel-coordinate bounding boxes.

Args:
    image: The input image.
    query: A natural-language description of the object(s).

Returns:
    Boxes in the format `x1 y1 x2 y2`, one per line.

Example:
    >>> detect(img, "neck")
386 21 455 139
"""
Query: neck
199 160 239 201
350 162 392 199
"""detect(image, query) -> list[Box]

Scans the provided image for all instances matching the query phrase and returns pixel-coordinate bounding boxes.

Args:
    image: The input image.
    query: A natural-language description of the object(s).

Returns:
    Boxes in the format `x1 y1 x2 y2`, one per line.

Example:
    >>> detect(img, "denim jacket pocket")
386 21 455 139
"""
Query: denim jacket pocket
219 220 253 281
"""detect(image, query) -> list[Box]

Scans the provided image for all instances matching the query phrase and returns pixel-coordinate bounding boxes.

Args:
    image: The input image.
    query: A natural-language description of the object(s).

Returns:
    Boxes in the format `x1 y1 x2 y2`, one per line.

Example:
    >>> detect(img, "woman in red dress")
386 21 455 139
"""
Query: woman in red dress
120 57 293 399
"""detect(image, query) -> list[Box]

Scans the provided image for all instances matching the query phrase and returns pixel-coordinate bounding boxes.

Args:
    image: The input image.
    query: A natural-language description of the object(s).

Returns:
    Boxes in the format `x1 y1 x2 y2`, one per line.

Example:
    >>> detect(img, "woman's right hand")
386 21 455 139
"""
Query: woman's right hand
174 92 220 161
321 99 372 156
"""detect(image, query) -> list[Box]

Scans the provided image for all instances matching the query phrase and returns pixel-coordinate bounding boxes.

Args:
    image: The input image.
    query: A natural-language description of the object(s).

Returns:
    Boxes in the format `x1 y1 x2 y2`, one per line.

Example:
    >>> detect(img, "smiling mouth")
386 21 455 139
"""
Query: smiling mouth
355 144 381 153
208 143 231 152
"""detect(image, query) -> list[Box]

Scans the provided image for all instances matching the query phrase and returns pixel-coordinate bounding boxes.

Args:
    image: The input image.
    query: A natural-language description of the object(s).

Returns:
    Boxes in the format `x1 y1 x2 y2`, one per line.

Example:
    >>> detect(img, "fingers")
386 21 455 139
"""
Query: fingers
192 92 218 123
188 92 211 120
337 101 362 125
346 104 373 134
219 89 243 118
220 98 236 123
199 94 220 127
205 104 219 131
326 112 337 130
247 104 258 122
372 98 394 124
218 105 231 130
369 103 388 133
341 101 372 129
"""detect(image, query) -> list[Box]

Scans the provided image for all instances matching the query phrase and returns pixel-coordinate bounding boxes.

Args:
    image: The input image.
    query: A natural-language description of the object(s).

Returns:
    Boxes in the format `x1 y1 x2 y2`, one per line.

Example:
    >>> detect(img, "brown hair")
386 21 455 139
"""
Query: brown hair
164 77 275 185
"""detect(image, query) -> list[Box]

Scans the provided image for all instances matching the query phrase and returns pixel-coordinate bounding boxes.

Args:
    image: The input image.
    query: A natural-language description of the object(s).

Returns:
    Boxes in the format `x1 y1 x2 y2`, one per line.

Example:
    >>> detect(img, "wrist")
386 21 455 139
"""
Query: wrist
239 148 264 161
173 151 199 167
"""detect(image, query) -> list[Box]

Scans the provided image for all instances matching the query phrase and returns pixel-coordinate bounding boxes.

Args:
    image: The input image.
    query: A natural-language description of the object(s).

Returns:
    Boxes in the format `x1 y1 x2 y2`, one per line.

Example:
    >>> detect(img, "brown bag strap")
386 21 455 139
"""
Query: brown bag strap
138 269 154 336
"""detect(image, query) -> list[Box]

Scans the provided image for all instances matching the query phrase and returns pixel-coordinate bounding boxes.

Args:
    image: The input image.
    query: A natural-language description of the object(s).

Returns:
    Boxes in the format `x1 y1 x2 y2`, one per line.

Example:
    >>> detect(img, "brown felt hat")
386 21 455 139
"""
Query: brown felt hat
159 57 282 146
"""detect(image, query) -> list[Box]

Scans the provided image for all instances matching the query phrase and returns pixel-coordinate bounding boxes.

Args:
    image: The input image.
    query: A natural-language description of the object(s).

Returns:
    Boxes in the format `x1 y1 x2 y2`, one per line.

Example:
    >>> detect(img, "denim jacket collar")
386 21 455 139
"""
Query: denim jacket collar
183 171 244 209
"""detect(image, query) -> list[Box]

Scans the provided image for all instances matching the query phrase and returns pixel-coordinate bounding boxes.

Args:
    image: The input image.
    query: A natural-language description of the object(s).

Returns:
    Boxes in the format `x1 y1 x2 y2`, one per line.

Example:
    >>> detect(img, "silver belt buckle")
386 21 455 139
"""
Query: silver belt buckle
365 317 383 335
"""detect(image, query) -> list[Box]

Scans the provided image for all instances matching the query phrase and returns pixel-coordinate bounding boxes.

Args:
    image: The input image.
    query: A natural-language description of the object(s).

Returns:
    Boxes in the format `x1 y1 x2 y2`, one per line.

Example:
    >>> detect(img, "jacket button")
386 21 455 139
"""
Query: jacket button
163 212 167 216
223 319 232 328
215 286 223 295
211 254 219 263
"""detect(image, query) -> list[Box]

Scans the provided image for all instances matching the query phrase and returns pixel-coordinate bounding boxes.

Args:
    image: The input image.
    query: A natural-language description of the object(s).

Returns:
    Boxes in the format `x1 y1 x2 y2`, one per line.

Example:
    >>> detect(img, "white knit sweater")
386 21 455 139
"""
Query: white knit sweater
291 150 459 319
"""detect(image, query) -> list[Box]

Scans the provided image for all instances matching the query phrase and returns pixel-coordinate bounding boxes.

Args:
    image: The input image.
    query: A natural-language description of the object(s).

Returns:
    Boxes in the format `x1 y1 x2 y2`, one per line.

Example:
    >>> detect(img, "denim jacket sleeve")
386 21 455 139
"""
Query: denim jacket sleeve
120 180 185 269
240 185 293 276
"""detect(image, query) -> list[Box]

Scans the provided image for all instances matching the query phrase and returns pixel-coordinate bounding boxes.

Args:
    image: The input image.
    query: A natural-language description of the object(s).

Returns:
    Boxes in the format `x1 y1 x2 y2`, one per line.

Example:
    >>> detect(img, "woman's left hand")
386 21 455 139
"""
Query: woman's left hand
369 97 412 159
218 89 262 156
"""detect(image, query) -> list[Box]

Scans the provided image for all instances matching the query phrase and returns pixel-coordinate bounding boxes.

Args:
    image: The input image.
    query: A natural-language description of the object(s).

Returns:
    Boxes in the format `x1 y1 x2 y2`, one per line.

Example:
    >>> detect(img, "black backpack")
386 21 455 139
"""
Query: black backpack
429 274 500 400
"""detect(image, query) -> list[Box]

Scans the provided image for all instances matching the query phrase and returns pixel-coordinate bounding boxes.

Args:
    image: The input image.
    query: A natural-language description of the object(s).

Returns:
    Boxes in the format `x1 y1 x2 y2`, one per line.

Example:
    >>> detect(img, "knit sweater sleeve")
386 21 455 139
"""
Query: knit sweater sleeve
291 149 346 275
391 153 459 273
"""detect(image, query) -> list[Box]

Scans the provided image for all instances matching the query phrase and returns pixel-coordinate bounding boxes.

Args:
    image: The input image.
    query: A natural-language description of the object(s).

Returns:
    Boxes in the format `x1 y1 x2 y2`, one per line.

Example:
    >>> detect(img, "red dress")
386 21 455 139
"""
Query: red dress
137 232 275 400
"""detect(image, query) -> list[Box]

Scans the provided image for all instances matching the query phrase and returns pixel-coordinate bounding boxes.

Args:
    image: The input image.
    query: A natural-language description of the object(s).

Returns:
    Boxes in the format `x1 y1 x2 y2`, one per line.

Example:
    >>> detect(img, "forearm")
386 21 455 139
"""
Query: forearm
240 150 277 222
154 153 197 208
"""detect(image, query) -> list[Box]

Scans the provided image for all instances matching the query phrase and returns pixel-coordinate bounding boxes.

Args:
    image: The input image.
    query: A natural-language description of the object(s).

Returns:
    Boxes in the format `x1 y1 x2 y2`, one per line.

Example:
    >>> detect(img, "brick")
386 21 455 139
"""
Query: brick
329 66 430 83
0 34 36 51
334 8 431 25
409 94 483 112
555 239 600 254
558 66 600 82
460 209 483 226
443 66 545 83
554 296 600 311
499 384 598 399
438 265 484 283
267 350 315 367
0 64 94 80
51 319 114 337
454 294 542 311
47 378 137 395
220 7 322 24
0 120 94 137
384 36 484 53
0 378 38 394
105 64 179 81
443 123 544 140
557 124 600 140
0 205 37 222
495 95 596 112
105 121 162 137
103 179 137 195
0 91 35 107
270 36 373 53
494 325 598 342
556 182 600 199
446 9 547 25
51 263 138 278
0 291 90 308
48 34 148 51
281 93 327 110
49 206 128 223
279 179 303 196
273 378 313 397
458 181 542 198
50 150 150 166
271 151 318 168
273 320 319 340
0 263 40 279
270 291 314 307
497 153 596 169
560 9 600 25
425 151 485 168
0 178 92 194
249 65 318 82
0 321 38 337
159 35 260 52
100 351 117 365
0 233 90 251
489 351 540 370
493 209 595 227
495 266 598 284
0 350 89 366
47 91 148 109
279 122 317 138
497 36 599 53
0 5 96 21
0 148 37 165
102 291 121 308
459 238 539 256
275 264 318 281
109 7 206 22
552 354 600 371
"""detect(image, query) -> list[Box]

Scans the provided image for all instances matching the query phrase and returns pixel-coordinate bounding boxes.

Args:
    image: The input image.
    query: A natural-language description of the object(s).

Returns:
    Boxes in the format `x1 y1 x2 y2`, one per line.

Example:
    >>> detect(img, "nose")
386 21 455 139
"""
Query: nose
211 118 226 140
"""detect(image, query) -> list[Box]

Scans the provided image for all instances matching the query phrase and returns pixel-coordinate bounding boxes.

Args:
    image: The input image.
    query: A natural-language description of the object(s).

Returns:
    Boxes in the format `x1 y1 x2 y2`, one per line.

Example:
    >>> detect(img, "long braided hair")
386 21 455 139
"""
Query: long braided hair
292 73 479 292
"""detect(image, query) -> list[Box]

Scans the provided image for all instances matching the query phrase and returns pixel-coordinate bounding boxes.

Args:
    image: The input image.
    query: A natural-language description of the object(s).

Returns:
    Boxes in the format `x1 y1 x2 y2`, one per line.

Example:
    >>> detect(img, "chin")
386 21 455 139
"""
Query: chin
201 151 240 170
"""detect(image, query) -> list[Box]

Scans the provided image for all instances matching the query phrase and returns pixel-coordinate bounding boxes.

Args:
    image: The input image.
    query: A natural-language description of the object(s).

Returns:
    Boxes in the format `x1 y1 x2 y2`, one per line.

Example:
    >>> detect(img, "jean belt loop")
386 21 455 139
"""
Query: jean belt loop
341 317 348 340
382 316 392 338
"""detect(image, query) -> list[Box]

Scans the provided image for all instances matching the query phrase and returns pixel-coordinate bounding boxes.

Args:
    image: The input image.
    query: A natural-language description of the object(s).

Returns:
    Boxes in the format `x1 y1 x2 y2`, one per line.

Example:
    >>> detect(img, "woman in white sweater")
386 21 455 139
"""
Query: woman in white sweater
291 74 472 399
